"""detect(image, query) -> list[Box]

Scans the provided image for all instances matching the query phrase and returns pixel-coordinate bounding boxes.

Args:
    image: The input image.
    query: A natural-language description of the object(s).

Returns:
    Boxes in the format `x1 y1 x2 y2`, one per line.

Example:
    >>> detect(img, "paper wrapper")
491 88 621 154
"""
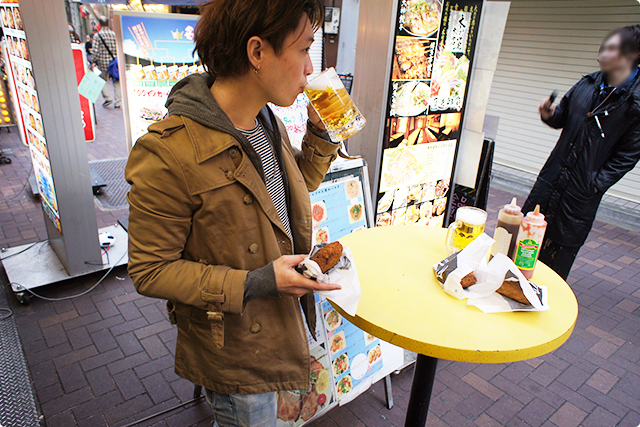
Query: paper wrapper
433 234 550 313
297 242 361 316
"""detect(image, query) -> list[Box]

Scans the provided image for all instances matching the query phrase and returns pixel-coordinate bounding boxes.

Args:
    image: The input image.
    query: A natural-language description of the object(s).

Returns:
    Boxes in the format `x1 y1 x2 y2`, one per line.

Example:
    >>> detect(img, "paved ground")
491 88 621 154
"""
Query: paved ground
1 95 639 426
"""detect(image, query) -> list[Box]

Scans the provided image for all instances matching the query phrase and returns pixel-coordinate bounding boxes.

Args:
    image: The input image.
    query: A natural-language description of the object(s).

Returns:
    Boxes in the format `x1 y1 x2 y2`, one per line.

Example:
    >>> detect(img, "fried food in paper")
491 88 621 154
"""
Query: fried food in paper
497 280 531 305
311 241 343 273
460 272 477 288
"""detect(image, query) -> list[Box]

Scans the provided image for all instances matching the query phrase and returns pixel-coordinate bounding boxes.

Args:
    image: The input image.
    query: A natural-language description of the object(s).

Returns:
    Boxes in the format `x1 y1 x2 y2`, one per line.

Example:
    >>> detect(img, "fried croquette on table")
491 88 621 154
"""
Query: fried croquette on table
459 272 531 305
460 272 477 288
497 280 531 305
311 241 343 273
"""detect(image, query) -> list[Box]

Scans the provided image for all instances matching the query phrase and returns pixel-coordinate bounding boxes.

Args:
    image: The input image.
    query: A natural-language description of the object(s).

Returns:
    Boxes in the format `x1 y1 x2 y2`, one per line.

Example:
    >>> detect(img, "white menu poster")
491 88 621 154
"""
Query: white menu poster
1 0 61 233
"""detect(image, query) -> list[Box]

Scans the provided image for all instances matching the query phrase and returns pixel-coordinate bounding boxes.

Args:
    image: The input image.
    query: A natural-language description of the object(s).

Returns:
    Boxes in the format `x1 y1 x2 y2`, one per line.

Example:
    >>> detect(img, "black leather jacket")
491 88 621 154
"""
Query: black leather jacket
523 70 640 247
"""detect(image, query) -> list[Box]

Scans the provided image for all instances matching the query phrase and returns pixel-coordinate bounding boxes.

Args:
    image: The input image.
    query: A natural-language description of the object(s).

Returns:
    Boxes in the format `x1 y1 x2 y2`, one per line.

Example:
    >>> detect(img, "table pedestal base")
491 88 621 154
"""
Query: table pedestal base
404 354 438 427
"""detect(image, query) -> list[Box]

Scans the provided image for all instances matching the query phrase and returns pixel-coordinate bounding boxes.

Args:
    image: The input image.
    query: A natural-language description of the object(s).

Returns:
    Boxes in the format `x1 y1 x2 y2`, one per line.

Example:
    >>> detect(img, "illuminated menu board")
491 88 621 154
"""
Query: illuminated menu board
1 0 61 233
116 12 200 147
375 0 481 229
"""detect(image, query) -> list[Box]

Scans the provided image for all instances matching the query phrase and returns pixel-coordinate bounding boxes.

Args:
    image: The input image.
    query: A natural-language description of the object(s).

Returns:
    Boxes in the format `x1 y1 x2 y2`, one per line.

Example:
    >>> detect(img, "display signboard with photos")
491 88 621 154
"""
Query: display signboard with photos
375 0 482 229
114 11 200 149
277 159 404 426
0 0 62 234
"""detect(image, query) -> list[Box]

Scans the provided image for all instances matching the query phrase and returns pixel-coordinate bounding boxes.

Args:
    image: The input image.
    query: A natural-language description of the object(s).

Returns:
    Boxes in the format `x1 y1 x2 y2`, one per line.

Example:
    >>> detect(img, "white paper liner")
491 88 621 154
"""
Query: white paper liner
434 233 550 313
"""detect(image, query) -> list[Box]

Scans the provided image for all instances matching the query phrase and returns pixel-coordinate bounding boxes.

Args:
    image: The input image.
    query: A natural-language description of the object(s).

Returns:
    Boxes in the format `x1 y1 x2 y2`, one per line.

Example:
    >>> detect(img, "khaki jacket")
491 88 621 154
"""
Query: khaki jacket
125 114 339 394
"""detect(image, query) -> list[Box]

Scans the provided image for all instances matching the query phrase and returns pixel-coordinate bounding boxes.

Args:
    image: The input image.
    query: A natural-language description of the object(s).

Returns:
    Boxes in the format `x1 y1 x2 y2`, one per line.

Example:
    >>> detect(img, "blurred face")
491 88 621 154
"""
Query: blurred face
599 33 636 74
252 15 315 107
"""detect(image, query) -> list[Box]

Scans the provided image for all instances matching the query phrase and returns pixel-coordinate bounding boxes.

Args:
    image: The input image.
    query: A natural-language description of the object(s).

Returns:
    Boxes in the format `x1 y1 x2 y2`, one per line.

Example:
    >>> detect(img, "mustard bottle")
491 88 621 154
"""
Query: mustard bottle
513 205 548 280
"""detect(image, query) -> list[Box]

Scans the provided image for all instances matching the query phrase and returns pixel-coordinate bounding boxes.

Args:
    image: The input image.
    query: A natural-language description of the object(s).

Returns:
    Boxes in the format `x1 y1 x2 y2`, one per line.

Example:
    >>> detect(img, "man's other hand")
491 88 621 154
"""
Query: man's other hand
274 255 341 298
539 98 557 121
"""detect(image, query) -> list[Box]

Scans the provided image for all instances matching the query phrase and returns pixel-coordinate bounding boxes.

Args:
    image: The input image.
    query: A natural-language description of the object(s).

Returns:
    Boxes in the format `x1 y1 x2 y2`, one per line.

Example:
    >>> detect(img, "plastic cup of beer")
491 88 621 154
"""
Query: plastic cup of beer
445 207 488 255
304 67 366 142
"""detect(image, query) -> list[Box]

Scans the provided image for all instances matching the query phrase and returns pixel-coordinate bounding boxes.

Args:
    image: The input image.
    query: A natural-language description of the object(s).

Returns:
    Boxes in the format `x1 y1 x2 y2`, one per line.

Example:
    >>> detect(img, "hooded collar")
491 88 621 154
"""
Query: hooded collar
165 73 284 182
164 73 291 204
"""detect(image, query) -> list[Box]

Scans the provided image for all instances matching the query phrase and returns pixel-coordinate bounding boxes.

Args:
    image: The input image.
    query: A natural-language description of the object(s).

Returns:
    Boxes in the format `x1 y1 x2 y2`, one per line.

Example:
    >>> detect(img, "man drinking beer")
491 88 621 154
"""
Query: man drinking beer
125 1 340 425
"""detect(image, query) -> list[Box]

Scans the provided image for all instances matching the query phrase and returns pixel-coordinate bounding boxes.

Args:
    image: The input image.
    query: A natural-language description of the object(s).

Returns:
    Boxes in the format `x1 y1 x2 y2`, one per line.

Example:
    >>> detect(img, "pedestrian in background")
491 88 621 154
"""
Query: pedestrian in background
68 23 80 43
91 17 121 108
85 34 93 65
525 25 640 280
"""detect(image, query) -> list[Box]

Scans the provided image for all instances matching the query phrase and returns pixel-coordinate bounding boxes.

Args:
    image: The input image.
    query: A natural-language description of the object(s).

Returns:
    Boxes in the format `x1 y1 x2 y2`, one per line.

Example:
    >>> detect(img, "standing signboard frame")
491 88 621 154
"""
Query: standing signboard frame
373 0 483 229
1 0 103 276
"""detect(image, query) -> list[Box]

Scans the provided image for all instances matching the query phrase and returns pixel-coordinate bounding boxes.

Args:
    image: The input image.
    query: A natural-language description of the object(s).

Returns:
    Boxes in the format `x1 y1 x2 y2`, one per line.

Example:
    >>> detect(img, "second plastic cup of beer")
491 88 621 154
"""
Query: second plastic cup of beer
304 67 366 142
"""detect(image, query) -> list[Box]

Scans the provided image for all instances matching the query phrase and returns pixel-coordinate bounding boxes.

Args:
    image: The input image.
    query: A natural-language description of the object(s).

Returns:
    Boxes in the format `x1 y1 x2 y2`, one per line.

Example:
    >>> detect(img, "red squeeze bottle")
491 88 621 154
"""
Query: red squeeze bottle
513 205 547 280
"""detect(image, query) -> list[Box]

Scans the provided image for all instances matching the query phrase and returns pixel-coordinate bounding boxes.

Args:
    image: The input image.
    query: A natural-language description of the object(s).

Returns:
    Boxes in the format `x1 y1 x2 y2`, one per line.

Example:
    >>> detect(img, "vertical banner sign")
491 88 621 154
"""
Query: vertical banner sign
0 0 62 233
116 12 200 147
71 43 96 142
375 0 481 229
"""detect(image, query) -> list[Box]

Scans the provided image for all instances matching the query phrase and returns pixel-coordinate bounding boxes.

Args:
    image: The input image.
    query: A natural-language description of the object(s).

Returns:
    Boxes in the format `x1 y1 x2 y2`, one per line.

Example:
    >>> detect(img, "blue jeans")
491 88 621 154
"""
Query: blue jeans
205 389 277 427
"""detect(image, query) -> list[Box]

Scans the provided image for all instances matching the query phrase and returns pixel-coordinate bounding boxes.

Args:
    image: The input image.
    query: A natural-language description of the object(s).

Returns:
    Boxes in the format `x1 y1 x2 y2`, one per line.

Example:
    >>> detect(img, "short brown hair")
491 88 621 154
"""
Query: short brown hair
195 0 324 79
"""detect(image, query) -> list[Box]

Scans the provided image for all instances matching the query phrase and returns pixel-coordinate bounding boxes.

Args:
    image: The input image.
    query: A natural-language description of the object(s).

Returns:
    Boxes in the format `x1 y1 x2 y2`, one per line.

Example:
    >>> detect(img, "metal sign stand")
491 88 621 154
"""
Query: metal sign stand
2 0 117 303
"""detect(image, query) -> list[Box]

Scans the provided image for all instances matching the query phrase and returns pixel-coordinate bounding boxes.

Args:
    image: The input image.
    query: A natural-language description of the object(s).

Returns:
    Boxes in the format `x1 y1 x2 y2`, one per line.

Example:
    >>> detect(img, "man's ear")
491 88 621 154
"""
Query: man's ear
247 36 264 71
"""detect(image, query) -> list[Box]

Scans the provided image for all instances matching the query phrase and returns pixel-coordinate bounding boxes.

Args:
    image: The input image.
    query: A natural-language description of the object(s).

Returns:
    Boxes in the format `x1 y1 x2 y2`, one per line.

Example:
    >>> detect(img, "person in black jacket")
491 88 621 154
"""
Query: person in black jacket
524 25 640 280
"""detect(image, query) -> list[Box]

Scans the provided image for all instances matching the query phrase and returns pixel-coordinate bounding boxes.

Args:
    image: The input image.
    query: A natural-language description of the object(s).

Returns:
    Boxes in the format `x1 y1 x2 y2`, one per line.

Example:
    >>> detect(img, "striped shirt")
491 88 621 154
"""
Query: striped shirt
238 120 293 243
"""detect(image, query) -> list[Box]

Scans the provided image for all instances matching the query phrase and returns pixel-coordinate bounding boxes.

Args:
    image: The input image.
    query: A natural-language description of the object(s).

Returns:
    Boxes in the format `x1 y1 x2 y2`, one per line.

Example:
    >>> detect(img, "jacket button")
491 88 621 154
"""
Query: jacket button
229 147 240 159
250 323 262 334
243 194 253 205
248 243 259 254
225 170 235 180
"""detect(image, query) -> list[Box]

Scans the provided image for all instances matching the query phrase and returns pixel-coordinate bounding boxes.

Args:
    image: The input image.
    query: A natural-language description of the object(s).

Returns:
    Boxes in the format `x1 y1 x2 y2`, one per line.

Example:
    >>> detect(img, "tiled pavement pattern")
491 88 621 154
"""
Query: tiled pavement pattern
0 96 639 426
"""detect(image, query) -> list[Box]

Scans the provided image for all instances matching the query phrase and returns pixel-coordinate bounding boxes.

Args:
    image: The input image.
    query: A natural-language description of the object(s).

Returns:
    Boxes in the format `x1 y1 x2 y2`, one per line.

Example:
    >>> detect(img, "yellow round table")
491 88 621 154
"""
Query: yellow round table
335 226 578 427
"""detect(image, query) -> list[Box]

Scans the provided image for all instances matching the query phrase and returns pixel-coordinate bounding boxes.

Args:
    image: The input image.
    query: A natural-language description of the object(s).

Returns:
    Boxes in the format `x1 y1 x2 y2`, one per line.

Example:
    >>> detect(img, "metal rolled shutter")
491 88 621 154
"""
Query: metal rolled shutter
309 26 324 79
486 0 640 202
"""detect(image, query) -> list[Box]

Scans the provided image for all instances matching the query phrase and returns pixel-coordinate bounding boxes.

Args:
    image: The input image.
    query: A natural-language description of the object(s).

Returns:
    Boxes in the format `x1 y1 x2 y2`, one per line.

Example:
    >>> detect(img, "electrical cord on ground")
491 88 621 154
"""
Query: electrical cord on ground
0 241 41 260
4 161 33 201
14 249 128 302
84 246 110 266
0 306 12 320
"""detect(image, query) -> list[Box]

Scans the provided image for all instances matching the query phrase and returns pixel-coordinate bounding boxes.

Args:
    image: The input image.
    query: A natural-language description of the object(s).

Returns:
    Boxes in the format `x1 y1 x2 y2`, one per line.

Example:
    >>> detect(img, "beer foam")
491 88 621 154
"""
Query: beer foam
456 208 487 226
306 69 337 91
305 80 330 91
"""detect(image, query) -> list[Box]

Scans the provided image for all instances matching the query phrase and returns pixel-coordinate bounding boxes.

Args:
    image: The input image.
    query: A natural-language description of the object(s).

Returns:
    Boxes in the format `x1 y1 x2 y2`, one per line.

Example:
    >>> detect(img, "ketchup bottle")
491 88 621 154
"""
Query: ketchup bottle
513 205 547 279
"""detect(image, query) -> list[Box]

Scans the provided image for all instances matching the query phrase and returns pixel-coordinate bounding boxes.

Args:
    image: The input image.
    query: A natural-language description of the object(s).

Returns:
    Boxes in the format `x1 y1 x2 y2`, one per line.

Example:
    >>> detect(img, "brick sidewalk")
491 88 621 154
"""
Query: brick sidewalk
1 100 639 426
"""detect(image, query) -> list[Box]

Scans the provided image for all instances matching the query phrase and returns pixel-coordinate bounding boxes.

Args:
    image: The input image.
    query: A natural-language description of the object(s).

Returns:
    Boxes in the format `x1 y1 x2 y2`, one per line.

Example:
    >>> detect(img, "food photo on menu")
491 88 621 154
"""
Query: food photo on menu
392 36 436 80
390 80 430 117
376 178 450 228
5 6 14 29
321 300 384 400
384 113 461 148
399 0 442 37
276 348 334 426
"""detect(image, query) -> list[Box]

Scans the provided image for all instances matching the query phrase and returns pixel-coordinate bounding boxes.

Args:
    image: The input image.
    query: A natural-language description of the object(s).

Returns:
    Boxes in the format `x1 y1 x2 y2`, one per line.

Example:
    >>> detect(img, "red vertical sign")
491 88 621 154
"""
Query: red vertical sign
71 44 95 142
